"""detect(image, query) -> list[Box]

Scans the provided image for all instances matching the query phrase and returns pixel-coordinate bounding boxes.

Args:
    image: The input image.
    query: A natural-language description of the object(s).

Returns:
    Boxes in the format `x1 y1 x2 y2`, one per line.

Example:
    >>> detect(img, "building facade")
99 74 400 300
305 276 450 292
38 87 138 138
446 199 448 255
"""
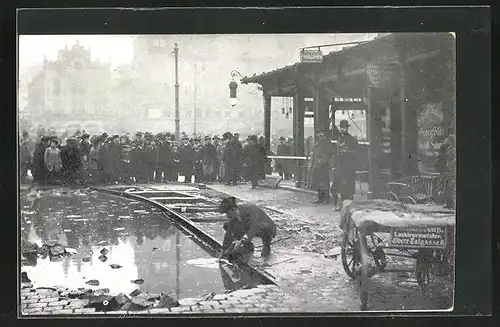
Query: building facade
27 41 114 131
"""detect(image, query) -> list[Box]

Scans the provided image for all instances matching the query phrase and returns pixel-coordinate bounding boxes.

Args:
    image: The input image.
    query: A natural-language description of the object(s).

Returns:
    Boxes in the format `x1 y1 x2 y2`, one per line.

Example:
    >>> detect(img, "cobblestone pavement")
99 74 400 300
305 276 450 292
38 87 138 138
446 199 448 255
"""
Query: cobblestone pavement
20 284 305 316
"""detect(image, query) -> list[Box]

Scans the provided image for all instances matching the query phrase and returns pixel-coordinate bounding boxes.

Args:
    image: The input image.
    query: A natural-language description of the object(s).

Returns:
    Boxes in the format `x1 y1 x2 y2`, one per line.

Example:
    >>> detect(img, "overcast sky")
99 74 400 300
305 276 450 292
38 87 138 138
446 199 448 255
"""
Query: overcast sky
18 34 378 74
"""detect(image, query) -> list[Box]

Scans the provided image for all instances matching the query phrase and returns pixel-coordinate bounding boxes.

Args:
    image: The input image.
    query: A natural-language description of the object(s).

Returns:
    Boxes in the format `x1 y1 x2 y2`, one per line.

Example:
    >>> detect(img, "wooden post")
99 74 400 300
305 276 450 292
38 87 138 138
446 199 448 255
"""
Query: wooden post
366 85 384 199
293 92 305 187
263 94 272 150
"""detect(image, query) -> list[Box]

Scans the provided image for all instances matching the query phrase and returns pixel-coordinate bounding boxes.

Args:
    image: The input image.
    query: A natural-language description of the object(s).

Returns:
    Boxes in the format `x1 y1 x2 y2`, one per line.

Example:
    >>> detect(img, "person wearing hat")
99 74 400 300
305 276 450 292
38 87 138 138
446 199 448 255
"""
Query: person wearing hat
60 137 83 186
276 136 292 180
20 131 32 183
218 196 277 261
223 132 243 186
334 119 358 210
242 135 262 189
201 135 218 183
310 129 336 204
178 135 195 183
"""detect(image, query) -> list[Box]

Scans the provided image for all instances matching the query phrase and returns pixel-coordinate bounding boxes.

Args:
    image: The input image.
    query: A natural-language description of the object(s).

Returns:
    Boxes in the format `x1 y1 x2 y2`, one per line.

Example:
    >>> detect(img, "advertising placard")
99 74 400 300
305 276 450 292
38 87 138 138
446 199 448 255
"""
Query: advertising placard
389 226 447 249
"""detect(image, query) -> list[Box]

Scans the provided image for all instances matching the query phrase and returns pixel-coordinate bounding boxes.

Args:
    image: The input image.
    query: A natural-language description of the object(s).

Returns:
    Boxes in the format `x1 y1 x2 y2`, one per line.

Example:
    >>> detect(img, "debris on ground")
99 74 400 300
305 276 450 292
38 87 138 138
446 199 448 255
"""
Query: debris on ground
85 279 100 286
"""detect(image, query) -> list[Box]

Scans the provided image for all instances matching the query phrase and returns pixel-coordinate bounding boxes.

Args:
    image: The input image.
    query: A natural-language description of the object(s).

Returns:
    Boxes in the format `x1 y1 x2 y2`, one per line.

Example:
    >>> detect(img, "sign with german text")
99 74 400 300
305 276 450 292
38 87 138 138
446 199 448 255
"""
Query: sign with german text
300 49 323 63
389 226 447 249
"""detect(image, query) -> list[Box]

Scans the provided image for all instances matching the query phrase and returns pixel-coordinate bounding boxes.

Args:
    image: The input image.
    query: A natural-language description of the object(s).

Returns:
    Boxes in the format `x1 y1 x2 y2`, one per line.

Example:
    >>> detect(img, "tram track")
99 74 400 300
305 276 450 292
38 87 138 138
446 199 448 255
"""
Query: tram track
90 186 278 287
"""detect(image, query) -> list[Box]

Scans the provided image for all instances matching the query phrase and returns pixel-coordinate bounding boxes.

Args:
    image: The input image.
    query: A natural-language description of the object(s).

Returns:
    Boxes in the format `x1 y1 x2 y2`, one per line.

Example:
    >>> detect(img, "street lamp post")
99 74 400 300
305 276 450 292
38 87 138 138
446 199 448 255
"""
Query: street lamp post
174 43 180 141
229 70 244 107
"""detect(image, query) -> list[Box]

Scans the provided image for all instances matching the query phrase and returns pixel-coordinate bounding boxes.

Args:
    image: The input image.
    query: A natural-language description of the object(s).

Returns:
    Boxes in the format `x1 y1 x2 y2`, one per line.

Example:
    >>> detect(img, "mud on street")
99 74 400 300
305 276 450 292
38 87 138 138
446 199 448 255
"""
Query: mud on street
20 183 454 315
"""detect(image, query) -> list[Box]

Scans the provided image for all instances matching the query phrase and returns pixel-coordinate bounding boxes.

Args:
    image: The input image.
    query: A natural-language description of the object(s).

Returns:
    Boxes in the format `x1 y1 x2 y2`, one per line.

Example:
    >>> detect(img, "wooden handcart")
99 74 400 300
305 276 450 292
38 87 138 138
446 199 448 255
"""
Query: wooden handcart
339 199 455 311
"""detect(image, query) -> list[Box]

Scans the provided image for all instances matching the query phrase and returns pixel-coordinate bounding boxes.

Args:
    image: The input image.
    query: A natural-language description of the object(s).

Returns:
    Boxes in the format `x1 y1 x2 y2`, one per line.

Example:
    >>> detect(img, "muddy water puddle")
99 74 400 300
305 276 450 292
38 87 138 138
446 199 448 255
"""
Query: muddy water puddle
20 187 236 298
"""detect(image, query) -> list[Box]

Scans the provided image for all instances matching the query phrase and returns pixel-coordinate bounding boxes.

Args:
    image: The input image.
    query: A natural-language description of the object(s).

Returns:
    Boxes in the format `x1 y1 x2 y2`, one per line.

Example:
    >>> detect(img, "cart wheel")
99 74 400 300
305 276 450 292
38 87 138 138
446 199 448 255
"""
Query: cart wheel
387 192 400 203
341 228 361 279
403 196 418 205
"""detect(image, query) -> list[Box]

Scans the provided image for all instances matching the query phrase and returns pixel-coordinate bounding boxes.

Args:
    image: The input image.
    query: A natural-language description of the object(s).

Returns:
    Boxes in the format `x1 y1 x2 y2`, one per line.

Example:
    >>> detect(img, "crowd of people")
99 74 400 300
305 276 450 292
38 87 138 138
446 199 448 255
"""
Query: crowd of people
19 129 276 188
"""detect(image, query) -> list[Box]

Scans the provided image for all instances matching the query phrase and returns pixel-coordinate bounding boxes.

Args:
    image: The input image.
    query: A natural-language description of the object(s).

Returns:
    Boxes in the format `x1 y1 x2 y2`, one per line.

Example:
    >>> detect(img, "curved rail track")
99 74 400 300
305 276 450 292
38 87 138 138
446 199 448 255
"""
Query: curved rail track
90 186 277 287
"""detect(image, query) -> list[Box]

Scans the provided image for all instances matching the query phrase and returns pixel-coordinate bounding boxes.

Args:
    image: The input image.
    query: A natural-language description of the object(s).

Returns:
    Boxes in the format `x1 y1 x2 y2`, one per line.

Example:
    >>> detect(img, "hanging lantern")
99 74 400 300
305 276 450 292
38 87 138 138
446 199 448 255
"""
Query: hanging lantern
286 113 289 119
342 110 345 115
289 107 293 114
282 108 285 114
229 80 238 107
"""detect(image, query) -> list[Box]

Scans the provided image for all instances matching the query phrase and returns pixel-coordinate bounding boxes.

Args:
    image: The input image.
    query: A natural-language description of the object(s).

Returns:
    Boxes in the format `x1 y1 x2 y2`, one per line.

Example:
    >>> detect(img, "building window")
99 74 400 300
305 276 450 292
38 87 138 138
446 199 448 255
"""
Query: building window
54 79 61 95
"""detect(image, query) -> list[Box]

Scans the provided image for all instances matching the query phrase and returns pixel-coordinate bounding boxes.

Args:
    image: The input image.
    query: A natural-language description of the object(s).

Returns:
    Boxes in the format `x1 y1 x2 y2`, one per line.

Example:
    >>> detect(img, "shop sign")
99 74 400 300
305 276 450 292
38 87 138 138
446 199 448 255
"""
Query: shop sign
417 102 445 173
389 226 447 249
367 63 400 88
300 49 323 63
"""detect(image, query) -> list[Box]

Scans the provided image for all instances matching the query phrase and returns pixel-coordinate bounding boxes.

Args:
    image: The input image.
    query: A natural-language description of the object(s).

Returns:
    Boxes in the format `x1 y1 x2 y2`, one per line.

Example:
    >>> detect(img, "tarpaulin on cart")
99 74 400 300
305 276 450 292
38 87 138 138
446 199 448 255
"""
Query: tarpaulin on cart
339 199 455 232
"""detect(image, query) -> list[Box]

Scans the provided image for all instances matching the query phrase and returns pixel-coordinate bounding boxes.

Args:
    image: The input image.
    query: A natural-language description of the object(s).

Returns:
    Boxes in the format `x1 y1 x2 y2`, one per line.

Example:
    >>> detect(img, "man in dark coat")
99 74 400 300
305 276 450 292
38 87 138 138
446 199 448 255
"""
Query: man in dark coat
32 136 49 185
60 137 83 186
275 136 291 179
258 136 270 177
79 133 91 184
108 136 122 183
178 136 195 183
218 196 277 260
158 136 173 182
224 133 243 186
97 133 110 184
310 129 336 204
202 136 218 183
20 131 32 183
119 136 132 184
146 138 160 182
243 135 262 189
335 119 358 209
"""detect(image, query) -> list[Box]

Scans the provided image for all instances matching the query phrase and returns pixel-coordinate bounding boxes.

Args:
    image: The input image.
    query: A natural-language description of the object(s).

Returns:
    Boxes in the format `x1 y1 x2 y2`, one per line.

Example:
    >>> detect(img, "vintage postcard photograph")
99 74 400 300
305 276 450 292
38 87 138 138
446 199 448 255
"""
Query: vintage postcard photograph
18 27 457 316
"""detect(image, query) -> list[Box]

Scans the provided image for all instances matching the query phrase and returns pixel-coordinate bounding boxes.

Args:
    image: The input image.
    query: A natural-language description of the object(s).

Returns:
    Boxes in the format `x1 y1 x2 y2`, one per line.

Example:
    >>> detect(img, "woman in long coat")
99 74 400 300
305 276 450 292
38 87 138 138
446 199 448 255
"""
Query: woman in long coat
44 139 63 185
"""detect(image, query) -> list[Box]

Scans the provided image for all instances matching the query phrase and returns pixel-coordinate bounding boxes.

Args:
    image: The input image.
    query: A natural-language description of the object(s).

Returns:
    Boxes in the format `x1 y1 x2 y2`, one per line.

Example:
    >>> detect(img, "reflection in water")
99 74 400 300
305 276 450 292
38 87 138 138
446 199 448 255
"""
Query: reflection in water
20 188 231 298
176 230 180 299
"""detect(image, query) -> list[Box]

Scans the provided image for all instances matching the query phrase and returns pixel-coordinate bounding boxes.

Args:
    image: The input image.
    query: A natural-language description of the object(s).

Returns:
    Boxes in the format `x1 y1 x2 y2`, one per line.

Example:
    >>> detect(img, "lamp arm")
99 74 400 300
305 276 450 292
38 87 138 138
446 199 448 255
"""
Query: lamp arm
230 70 244 81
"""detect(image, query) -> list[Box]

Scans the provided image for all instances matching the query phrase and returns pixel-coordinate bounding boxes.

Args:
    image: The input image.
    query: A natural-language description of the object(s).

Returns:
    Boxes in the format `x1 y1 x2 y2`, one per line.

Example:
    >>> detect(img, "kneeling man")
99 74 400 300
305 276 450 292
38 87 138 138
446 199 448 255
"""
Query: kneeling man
218 196 277 261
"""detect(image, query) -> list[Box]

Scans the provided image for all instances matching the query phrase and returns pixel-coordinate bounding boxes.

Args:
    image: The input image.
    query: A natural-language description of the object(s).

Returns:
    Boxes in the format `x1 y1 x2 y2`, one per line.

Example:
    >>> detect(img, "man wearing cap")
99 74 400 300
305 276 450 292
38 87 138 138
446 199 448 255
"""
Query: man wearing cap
178 136 195 183
310 129 336 204
218 196 277 261
335 119 358 209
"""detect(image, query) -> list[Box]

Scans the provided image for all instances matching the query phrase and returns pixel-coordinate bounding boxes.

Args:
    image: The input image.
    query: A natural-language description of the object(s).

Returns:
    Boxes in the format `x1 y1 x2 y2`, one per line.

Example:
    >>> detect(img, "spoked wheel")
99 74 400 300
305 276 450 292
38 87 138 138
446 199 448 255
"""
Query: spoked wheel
387 191 400 203
341 227 362 279
402 196 418 205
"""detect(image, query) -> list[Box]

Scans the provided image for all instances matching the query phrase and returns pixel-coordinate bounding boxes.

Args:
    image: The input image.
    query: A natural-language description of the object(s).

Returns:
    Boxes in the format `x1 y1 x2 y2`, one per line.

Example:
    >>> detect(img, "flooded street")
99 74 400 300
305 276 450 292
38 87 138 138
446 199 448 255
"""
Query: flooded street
20 187 230 299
